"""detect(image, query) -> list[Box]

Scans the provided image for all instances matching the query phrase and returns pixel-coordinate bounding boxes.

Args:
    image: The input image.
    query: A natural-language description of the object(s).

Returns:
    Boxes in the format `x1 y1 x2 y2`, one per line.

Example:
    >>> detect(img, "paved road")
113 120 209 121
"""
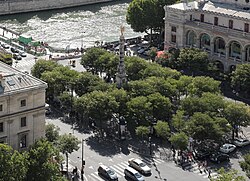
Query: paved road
46 116 214 181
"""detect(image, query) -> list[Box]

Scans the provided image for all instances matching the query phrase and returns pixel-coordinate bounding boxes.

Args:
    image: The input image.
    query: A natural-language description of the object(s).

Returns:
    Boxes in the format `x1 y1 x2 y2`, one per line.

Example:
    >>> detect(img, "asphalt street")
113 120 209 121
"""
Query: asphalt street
46 117 209 181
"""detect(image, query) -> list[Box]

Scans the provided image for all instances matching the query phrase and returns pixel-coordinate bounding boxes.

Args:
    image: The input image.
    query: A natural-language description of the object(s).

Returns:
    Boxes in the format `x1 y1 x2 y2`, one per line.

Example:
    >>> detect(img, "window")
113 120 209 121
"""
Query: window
21 117 26 127
214 17 218 26
0 140 4 144
200 14 204 22
190 15 192 21
171 34 176 43
229 20 233 29
171 26 177 32
245 23 249 32
20 135 27 148
0 122 3 132
20 99 26 107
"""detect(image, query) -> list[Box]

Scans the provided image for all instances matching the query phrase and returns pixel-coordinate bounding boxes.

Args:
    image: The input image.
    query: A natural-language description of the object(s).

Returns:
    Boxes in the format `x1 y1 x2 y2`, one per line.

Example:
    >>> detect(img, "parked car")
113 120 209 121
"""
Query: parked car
194 149 212 160
124 166 144 181
233 138 250 147
210 152 229 163
11 47 19 53
97 165 118 181
12 53 22 60
19 51 27 57
128 158 151 175
219 143 236 153
1 43 9 49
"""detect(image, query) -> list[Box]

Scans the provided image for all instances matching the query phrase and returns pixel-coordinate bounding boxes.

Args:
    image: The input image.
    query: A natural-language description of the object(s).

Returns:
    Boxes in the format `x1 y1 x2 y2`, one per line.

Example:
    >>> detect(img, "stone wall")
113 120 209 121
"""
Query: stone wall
0 0 112 15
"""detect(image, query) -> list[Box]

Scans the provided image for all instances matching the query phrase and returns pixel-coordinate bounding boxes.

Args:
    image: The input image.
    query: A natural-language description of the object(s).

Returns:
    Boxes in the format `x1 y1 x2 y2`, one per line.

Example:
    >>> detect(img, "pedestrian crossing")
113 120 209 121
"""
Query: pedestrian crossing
14 58 36 72
87 157 165 181
182 162 218 180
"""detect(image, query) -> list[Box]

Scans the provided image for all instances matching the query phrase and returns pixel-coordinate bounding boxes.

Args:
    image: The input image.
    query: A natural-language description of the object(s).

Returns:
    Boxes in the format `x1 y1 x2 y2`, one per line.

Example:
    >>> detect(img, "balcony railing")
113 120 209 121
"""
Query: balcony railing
185 20 250 39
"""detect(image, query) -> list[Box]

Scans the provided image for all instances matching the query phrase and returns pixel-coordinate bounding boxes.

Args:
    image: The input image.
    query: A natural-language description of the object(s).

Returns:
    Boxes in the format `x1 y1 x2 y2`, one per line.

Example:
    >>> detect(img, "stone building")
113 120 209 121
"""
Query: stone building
0 62 47 150
164 0 250 71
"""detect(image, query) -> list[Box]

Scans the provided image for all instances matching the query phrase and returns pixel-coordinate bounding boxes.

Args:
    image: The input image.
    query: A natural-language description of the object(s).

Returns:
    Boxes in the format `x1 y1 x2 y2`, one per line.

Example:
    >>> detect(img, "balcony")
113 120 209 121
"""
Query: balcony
185 20 250 39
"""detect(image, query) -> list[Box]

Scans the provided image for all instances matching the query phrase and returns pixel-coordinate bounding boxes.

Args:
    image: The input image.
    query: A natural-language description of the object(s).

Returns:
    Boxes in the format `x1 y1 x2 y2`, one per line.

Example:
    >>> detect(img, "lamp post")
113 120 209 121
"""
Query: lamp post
66 152 69 174
81 139 85 180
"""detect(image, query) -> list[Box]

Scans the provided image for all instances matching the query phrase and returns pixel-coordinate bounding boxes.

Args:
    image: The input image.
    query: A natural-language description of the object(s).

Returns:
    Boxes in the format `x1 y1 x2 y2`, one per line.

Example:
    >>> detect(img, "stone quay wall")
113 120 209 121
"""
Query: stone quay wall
0 0 112 15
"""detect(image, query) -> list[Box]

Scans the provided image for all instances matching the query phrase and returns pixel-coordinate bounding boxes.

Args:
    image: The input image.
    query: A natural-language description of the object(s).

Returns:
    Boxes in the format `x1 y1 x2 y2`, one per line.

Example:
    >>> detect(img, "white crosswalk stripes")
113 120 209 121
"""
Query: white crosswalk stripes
87 158 165 181
182 161 218 180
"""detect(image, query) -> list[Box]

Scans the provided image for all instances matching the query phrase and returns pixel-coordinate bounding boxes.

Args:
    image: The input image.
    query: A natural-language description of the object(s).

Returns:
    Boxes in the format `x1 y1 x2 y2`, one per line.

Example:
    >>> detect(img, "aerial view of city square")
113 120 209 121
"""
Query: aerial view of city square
0 0 250 180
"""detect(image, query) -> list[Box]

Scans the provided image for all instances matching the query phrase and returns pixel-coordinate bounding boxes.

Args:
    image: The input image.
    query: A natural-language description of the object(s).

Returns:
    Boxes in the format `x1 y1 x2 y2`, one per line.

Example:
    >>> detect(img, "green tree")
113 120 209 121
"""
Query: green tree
31 59 60 79
231 64 250 97
108 88 129 115
135 126 150 139
240 153 250 178
57 134 80 154
188 76 221 97
172 110 186 133
223 102 250 140
26 139 63 181
81 91 119 132
154 121 170 140
177 48 209 73
45 124 60 143
81 47 107 74
211 168 246 181
125 56 148 81
186 112 230 143
126 0 176 41
128 80 157 97
126 96 152 126
169 132 188 151
0 144 28 181
147 93 172 121
58 91 73 113
148 47 157 60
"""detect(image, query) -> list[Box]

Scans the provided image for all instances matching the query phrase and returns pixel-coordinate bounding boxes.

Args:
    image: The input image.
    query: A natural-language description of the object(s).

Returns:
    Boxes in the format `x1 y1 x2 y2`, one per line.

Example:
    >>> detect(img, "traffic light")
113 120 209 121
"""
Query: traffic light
82 160 85 166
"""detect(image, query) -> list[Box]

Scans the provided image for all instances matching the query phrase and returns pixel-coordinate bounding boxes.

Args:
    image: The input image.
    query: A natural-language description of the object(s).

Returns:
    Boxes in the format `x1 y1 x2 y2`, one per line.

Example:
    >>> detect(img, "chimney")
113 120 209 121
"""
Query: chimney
18 76 22 83
0 74 5 88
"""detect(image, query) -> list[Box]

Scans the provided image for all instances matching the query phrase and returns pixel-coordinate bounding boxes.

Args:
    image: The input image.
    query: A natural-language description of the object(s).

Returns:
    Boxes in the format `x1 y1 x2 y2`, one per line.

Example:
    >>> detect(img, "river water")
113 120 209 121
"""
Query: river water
0 0 143 49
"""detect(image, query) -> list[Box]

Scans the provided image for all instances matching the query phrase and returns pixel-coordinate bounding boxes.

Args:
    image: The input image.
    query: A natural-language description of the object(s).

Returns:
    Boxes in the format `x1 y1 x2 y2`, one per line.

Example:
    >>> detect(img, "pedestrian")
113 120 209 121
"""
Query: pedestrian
208 169 211 178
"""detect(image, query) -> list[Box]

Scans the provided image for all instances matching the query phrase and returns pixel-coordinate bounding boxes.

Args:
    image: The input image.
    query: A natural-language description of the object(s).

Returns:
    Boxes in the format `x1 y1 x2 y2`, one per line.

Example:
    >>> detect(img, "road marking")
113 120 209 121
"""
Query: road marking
89 166 94 169
90 173 103 181
120 162 128 167
113 164 125 172
110 166 124 177
109 158 113 162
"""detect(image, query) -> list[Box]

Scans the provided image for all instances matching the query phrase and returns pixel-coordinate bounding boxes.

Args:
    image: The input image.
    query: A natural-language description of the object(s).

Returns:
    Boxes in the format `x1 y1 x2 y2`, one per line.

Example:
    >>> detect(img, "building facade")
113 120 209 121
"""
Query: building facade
0 62 47 150
164 0 250 71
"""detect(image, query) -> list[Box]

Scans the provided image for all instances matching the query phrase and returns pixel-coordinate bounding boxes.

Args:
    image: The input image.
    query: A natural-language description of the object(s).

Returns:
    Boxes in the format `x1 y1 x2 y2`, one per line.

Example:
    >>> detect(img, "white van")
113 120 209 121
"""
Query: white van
124 166 144 181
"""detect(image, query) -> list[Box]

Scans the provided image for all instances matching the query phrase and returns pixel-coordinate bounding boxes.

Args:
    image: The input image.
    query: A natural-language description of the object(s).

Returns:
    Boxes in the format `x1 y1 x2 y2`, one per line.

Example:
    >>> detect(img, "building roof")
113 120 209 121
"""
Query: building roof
167 1 250 20
0 61 47 95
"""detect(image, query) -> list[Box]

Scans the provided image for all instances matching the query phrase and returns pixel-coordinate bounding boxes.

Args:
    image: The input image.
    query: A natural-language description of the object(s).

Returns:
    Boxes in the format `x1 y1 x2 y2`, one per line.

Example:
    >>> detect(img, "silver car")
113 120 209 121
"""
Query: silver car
128 158 151 175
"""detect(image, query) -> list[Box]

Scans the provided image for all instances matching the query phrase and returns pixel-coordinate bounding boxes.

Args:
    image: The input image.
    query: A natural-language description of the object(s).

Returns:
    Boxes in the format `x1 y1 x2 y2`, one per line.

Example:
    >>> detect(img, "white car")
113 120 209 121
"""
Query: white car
233 138 250 147
128 158 151 175
219 143 236 153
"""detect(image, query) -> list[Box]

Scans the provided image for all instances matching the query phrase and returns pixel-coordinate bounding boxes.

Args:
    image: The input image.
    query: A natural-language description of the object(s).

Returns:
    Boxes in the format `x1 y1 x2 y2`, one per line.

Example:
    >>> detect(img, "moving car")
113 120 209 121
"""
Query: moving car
124 166 144 181
210 152 229 163
128 158 151 175
98 165 118 181
12 53 22 60
233 138 250 147
219 143 236 153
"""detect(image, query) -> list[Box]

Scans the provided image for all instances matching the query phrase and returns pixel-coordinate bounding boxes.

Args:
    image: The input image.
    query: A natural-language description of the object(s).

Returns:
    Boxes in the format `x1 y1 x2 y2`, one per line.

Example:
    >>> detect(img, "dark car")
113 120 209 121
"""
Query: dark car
194 149 212 160
11 47 19 53
210 152 229 163
1 43 9 49
98 165 118 181
13 53 22 60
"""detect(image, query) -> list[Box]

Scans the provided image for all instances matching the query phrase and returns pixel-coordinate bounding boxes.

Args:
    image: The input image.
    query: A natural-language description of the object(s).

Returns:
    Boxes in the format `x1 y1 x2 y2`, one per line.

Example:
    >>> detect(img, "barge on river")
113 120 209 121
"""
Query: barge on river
0 0 113 15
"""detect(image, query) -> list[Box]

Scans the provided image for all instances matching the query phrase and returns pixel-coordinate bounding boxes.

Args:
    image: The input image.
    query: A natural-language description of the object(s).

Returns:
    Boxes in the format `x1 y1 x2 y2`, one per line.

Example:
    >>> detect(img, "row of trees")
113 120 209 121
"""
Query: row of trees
31 48 250 144
0 124 80 181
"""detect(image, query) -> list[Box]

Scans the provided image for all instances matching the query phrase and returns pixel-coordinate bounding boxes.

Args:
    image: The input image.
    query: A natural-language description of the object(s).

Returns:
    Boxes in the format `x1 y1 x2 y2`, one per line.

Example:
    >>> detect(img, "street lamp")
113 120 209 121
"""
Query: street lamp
81 139 85 180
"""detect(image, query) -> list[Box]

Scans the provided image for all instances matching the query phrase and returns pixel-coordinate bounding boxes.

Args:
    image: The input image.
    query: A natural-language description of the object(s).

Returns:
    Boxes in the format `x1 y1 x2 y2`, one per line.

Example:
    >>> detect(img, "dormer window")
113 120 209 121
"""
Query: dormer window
229 20 233 29
200 14 204 22
214 17 218 26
